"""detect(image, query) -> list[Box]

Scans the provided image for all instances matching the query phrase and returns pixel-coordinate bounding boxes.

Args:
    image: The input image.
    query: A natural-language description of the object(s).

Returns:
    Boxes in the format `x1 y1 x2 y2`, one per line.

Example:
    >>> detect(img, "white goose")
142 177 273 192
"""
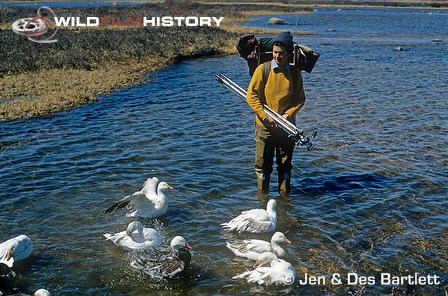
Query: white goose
104 177 173 218
221 199 277 233
233 252 296 286
226 232 291 260
130 236 192 280
104 221 163 251
0 235 33 268
34 289 51 296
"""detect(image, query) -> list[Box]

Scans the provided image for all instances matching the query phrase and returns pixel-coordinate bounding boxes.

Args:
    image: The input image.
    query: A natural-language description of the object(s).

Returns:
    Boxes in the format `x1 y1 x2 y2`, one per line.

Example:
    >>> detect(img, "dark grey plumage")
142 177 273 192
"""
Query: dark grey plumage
130 236 192 281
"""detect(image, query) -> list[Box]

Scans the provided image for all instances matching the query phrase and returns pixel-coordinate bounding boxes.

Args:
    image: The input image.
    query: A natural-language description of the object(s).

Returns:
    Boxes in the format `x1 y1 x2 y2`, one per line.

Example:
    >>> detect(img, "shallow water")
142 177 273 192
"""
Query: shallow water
1 7 447 296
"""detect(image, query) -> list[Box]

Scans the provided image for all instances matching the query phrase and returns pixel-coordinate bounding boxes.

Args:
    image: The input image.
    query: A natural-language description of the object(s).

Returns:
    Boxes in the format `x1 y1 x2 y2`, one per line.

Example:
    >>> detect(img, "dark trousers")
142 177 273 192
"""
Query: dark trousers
254 125 295 192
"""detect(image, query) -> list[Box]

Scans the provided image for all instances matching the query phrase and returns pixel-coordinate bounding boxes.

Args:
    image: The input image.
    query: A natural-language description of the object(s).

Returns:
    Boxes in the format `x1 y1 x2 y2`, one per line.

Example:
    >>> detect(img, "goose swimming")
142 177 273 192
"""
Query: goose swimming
0 235 33 268
34 289 51 296
104 221 163 251
104 177 173 218
233 252 296 286
226 231 290 260
221 199 277 233
130 236 192 280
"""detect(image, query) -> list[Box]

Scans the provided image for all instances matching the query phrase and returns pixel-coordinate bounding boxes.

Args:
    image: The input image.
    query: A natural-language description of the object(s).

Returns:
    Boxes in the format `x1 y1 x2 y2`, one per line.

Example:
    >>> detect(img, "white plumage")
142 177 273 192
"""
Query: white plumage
104 177 173 218
221 199 277 233
34 289 51 296
233 252 296 286
104 221 163 251
0 235 33 268
226 231 290 260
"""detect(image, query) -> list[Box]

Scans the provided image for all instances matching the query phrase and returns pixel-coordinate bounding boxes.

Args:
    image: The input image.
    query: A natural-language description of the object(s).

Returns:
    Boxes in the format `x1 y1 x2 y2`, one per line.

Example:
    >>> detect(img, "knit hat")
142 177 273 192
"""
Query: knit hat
272 31 294 54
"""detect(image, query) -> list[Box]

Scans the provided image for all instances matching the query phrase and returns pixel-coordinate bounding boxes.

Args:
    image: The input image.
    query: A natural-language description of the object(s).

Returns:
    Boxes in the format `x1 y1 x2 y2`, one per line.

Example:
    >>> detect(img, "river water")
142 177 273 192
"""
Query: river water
1 7 447 296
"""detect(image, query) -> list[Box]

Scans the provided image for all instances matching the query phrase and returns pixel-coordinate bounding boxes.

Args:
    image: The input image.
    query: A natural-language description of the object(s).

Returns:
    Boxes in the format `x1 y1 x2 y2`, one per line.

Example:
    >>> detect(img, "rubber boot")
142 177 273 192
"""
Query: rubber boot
257 175 270 194
278 177 291 194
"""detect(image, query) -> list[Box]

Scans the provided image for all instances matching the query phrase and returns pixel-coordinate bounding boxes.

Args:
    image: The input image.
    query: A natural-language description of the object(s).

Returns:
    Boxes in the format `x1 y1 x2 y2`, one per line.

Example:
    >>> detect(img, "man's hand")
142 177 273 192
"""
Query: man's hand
263 116 277 128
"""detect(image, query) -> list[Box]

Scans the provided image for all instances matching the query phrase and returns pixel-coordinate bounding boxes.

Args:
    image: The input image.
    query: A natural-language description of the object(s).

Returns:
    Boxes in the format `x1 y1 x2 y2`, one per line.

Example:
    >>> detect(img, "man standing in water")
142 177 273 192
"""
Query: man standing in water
246 32 306 194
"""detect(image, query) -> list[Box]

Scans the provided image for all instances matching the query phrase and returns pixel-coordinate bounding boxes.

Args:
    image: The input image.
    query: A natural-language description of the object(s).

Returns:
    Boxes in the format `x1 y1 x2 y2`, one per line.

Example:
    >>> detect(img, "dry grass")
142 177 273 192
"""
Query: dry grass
0 57 167 120
0 2 311 121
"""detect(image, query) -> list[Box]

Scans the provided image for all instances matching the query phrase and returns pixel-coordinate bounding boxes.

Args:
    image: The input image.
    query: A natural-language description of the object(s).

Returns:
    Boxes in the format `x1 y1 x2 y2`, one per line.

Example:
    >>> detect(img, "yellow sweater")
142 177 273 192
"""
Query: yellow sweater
246 62 306 126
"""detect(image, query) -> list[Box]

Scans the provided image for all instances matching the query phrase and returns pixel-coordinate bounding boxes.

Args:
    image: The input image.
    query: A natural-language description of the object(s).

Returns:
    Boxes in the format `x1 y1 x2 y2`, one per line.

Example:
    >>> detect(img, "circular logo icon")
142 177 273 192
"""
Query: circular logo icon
11 6 58 43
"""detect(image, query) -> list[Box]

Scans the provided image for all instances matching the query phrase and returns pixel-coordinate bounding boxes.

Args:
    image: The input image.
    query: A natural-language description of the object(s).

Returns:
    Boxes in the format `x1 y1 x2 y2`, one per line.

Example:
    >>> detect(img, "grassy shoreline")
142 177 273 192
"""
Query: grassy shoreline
1 2 311 121
0 2 443 121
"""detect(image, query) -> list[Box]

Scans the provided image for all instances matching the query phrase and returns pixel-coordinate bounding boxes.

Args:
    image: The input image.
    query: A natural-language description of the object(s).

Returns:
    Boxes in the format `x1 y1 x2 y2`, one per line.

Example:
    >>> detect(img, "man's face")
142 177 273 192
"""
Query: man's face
273 45 289 68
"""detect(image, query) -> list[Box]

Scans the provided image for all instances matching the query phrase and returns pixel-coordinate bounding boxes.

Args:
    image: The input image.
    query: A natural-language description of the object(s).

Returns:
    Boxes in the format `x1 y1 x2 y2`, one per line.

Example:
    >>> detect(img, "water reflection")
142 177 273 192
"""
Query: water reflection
1 7 447 296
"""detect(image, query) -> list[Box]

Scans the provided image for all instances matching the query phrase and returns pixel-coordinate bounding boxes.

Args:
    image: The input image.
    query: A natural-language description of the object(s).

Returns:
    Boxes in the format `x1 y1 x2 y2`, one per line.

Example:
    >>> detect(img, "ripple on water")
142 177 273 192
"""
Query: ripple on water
1 8 447 295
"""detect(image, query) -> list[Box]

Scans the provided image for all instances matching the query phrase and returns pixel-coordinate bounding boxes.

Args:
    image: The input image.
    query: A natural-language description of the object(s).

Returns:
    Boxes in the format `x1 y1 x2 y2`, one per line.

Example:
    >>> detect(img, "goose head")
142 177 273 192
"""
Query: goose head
271 232 291 244
271 232 290 257
170 236 192 253
157 182 173 195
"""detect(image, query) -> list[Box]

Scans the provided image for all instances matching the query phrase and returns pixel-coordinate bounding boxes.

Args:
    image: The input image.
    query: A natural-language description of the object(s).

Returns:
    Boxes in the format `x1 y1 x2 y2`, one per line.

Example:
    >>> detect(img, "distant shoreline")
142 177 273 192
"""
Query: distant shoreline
0 3 294 121
3 0 447 8
1 2 445 122
198 0 448 9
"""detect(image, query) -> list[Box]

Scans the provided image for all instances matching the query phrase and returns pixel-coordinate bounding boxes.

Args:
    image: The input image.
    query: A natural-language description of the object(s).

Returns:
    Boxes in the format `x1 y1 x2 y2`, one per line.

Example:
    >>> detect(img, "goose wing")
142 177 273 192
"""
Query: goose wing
104 190 144 215
104 224 162 251
104 177 159 215
226 239 272 260
140 177 159 197
245 239 272 253
233 260 295 286
221 208 274 233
